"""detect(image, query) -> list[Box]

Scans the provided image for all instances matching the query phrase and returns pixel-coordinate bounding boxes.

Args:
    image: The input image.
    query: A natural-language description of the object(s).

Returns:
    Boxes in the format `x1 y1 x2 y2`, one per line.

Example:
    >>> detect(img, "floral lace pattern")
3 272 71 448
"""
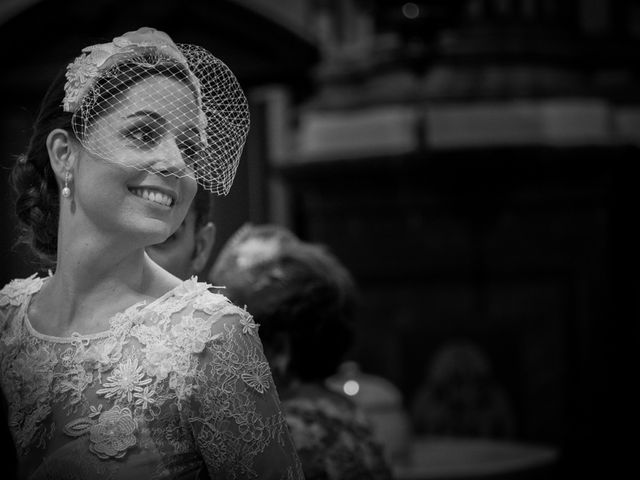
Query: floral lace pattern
63 27 189 113
0 276 303 479
89 406 137 459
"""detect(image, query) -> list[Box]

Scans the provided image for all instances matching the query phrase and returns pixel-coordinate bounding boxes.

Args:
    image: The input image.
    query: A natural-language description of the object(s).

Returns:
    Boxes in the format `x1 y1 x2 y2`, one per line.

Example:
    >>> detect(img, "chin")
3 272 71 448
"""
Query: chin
126 219 177 247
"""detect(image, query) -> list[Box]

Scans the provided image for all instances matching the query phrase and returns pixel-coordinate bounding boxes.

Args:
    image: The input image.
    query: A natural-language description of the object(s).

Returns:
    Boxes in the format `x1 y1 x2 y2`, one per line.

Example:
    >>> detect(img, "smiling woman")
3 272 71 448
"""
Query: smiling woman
68 73 201 245
0 27 302 480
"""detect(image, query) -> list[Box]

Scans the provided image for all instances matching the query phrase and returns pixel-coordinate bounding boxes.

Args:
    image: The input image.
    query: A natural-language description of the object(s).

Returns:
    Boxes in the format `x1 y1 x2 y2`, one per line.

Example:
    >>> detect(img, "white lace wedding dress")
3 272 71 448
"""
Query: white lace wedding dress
0 274 303 479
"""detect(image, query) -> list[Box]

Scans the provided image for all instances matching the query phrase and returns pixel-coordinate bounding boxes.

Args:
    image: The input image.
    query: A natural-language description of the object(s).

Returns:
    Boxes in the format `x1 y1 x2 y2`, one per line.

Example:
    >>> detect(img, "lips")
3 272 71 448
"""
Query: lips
129 187 176 207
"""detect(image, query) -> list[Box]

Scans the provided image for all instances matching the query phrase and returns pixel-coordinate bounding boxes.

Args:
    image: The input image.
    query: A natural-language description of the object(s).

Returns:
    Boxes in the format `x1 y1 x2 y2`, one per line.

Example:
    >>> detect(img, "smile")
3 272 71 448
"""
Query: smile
129 187 175 207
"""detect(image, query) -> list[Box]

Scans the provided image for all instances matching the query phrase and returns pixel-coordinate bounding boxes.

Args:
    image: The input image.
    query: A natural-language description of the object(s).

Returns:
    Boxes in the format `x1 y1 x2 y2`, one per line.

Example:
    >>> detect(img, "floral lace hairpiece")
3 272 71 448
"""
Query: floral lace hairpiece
60 27 250 195
63 28 189 113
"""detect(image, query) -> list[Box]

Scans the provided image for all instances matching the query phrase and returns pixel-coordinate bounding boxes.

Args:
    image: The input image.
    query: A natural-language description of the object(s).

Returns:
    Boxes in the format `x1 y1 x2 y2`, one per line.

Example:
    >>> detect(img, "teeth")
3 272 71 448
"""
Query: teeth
131 188 174 206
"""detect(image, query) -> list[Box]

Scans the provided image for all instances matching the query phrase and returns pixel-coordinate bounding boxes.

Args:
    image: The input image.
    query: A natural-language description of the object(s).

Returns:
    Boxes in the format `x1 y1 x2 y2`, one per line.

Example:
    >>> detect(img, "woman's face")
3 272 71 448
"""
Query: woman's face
72 75 200 245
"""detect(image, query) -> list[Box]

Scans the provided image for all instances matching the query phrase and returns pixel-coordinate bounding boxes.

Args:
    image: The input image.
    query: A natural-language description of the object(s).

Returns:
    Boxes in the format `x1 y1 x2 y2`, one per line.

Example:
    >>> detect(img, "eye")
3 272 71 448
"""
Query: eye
125 123 162 148
177 132 205 167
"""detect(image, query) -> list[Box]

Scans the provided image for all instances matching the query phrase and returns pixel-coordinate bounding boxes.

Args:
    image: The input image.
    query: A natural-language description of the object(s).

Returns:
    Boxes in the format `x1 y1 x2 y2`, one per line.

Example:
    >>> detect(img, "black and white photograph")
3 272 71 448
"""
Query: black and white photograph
0 1 637 479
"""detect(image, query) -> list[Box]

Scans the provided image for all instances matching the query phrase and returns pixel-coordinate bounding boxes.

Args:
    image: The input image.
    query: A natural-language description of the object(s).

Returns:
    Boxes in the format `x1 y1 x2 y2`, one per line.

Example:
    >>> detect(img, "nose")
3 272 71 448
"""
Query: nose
153 136 188 176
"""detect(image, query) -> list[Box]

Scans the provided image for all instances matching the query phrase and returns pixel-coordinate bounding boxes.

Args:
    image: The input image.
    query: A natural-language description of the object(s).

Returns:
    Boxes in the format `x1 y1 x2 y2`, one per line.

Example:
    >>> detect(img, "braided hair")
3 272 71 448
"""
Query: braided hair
11 69 70 266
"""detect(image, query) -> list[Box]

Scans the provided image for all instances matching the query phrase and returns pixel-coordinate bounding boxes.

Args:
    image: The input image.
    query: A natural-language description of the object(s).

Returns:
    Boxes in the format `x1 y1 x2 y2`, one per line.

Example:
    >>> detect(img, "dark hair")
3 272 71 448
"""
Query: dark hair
214 232 356 383
11 68 71 265
258 244 356 382
10 53 196 265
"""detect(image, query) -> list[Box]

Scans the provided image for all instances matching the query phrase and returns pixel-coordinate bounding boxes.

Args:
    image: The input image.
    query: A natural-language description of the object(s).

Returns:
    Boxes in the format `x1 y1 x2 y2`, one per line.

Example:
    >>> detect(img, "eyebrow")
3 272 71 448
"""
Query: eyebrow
125 111 201 133
125 110 167 124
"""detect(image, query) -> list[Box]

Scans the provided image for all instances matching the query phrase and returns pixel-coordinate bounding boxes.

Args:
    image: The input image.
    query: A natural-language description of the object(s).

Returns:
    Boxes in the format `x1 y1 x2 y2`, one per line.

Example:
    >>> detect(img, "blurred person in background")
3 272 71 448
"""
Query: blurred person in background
411 339 516 439
211 223 395 480
146 187 215 280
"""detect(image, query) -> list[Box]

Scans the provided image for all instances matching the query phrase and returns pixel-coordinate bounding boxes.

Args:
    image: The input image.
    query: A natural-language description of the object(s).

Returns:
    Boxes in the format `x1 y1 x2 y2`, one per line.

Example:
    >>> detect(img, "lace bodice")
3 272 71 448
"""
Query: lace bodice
0 274 303 480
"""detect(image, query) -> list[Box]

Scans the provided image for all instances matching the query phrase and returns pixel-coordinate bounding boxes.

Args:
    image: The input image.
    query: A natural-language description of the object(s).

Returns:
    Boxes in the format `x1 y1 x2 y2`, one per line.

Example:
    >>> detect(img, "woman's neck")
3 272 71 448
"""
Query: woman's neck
57 242 146 292
30 234 158 336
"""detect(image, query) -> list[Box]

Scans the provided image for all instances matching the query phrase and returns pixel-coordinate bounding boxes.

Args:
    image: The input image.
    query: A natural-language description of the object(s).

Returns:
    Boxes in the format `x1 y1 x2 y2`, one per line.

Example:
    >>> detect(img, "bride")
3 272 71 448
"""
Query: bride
0 27 302 479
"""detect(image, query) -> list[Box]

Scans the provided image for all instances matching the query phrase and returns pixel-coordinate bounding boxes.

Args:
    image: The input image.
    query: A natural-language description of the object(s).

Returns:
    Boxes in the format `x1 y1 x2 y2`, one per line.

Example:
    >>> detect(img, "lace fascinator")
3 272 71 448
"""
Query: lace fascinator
63 27 249 194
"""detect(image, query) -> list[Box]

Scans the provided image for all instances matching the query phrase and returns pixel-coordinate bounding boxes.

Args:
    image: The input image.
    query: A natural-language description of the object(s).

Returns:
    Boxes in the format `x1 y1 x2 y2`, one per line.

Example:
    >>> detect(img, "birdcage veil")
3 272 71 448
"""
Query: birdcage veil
63 28 249 195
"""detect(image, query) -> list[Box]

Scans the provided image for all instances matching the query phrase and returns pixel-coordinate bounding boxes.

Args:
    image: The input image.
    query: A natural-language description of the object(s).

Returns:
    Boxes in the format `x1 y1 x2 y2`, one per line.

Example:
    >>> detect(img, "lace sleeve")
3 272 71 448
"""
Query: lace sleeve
185 308 303 479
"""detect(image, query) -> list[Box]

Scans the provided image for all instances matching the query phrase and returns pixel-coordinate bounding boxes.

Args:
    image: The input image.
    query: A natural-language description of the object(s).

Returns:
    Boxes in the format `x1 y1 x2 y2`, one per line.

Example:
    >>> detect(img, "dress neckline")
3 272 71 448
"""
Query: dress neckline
22 277 187 343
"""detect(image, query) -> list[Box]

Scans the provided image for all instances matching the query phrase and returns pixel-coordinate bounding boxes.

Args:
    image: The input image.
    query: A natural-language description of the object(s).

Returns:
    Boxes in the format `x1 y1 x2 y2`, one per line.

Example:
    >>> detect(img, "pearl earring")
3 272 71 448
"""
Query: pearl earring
62 171 72 198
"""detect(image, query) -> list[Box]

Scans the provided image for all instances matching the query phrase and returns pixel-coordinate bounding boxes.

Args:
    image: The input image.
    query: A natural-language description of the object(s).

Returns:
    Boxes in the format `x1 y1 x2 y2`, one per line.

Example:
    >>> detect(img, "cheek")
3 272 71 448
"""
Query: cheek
182 177 198 202
177 179 197 217
76 164 125 203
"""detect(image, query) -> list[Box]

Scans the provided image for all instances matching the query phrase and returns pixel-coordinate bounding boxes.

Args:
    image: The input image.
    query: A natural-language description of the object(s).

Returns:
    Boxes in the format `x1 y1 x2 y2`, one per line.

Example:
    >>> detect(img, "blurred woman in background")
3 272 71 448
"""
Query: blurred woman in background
211 223 394 480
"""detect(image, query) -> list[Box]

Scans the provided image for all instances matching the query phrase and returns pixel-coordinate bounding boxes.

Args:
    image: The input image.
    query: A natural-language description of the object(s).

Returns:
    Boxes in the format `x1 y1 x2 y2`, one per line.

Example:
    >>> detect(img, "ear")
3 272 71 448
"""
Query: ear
46 128 77 183
191 222 216 274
